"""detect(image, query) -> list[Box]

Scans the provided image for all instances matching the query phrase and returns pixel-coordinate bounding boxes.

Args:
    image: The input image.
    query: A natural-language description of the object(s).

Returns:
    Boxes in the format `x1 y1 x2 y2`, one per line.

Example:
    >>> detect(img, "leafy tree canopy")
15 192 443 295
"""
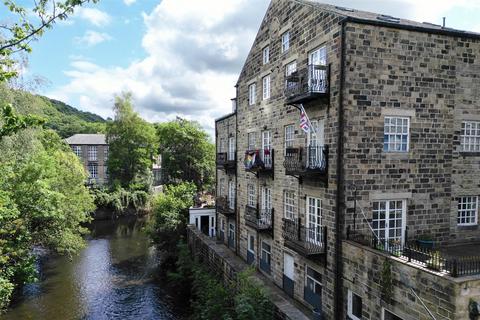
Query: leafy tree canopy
156 118 215 190
106 93 158 189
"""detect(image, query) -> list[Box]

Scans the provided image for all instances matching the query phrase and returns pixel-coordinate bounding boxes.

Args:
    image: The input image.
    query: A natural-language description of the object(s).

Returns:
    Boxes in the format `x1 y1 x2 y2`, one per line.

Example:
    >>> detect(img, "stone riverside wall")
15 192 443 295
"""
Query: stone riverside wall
187 225 313 320
342 240 480 320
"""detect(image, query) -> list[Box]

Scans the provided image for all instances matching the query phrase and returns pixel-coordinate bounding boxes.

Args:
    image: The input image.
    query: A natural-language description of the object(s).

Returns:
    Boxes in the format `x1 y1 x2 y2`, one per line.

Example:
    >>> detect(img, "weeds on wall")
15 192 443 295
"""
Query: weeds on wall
380 259 393 303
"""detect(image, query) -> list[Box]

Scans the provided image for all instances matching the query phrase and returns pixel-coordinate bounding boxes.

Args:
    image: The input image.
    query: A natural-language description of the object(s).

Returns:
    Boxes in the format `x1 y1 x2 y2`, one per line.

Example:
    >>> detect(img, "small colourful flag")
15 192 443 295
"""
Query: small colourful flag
300 107 310 133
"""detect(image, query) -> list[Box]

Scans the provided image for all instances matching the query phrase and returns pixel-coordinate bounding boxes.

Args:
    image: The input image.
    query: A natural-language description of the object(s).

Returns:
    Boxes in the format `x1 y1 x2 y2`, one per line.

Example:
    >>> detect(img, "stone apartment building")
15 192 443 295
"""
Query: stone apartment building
213 0 480 319
66 134 109 185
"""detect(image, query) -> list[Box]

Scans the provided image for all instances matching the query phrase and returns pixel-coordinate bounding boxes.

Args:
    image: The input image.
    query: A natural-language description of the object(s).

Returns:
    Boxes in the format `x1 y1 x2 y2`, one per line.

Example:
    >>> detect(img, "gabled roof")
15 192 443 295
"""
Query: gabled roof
298 0 480 38
65 134 107 145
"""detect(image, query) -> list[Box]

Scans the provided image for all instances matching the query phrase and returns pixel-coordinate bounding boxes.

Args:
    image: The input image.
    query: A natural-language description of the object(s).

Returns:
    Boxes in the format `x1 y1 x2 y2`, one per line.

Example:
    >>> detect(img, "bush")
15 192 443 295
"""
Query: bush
92 187 150 214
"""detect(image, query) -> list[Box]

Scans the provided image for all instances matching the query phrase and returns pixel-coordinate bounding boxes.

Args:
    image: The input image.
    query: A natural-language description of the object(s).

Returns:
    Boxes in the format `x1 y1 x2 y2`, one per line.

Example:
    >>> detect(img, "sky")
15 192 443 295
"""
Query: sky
4 0 480 136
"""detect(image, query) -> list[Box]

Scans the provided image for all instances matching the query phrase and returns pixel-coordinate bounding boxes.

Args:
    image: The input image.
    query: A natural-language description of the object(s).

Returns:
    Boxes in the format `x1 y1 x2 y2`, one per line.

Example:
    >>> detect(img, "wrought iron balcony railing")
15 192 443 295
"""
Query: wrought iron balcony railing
284 145 328 179
245 205 273 231
244 149 274 176
282 218 326 257
216 152 236 172
216 196 235 216
285 64 329 104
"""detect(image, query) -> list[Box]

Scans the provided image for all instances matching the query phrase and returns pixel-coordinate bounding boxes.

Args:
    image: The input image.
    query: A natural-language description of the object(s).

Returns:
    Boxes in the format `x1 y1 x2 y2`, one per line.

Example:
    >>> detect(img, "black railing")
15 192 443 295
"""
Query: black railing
216 196 235 216
245 205 273 231
285 64 328 101
244 149 274 173
346 227 480 278
216 152 236 171
284 145 328 177
282 218 326 256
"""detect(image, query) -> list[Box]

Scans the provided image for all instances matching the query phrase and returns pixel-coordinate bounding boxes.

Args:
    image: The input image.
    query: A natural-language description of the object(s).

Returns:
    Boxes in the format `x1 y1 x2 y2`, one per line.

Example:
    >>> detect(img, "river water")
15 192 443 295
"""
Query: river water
1 216 181 320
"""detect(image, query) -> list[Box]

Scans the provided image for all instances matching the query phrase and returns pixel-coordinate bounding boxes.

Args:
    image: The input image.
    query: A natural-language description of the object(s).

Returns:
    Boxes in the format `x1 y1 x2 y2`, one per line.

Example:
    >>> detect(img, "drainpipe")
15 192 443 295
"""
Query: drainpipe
235 84 240 256
334 18 348 320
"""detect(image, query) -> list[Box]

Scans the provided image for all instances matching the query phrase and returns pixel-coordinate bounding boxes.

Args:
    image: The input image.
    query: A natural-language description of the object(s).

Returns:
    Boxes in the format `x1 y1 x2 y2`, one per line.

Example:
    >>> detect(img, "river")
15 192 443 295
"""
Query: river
1 216 182 320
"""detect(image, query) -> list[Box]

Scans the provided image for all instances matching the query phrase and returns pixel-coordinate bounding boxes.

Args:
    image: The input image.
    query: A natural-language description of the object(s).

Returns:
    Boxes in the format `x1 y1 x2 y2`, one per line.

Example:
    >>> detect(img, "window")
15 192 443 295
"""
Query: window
88 145 97 161
72 145 82 157
285 61 297 77
305 266 322 296
284 191 295 220
229 223 235 240
457 196 478 226
221 218 225 231
261 241 271 266
372 200 406 246
285 124 295 149
228 137 235 161
262 187 272 210
347 290 362 320
247 184 256 207
383 309 403 320
219 178 225 196
104 165 108 178
248 234 255 253
103 146 108 161
228 180 235 209
262 75 271 100
306 197 322 244
248 132 256 150
263 46 270 64
384 117 409 152
248 83 256 105
88 163 98 178
461 121 480 152
281 31 290 53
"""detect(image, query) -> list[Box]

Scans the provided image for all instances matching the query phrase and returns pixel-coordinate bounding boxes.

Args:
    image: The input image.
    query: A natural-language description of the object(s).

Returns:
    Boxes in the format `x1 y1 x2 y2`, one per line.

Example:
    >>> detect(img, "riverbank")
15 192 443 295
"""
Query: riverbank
1 216 184 320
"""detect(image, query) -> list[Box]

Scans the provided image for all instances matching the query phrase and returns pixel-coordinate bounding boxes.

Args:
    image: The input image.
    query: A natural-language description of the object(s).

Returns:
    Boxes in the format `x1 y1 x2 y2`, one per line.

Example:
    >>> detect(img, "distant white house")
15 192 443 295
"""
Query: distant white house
189 207 215 237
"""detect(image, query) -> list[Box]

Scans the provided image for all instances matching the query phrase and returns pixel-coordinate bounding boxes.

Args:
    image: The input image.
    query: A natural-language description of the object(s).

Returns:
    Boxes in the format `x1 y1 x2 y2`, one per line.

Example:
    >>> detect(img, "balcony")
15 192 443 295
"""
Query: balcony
284 64 329 105
244 149 274 177
282 218 327 258
245 205 273 232
216 196 236 217
216 152 236 173
284 145 328 181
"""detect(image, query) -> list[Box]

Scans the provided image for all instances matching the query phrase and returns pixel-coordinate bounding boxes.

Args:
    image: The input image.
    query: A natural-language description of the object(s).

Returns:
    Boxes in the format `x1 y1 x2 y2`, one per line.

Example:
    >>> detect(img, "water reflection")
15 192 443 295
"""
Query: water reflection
1 216 179 320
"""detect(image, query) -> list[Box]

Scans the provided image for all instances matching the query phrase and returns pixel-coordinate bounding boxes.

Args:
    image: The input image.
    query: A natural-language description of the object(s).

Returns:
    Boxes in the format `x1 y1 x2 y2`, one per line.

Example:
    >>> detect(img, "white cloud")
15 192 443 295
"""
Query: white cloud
74 30 112 47
75 7 112 27
124 0 137 6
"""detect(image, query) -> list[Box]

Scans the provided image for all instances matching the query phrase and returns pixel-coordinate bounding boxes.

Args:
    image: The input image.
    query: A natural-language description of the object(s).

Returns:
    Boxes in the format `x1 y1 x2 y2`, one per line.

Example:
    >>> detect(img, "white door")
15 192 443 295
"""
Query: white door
262 187 272 210
228 137 235 161
307 120 325 167
283 253 294 280
306 197 322 244
372 200 406 247
308 47 327 92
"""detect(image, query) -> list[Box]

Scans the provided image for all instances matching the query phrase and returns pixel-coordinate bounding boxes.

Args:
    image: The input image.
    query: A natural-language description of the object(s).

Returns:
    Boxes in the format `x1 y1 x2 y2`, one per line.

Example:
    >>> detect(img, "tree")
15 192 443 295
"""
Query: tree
106 93 158 189
1 0 98 81
156 118 215 190
0 103 44 139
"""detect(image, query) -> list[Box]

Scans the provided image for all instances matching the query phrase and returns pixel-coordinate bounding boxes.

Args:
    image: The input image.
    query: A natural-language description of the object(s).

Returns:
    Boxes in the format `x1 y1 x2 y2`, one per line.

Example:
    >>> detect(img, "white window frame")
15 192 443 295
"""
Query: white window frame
247 132 256 150
248 234 255 253
228 180 235 209
382 308 404 320
261 241 271 266
248 83 256 105
72 145 82 157
372 199 407 246
285 61 297 77
88 163 98 178
347 290 362 320
383 116 410 153
262 187 272 210
457 196 479 226
284 191 296 220
219 178 225 196
305 265 322 295
281 31 290 53
285 124 295 150
263 46 270 64
103 146 108 161
88 145 97 161
229 223 235 241
306 197 322 244
262 75 271 100
247 184 256 207
461 121 480 152
228 137 235 161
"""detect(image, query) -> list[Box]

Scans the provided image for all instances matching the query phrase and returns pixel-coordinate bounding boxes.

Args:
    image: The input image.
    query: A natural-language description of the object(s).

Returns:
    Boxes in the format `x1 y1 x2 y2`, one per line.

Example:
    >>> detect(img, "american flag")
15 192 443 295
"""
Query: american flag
299 106 310 133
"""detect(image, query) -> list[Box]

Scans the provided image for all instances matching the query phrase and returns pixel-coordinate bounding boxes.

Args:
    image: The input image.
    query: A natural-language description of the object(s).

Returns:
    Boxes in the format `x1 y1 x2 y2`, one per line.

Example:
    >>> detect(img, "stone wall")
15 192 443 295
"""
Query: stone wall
343 240 480 320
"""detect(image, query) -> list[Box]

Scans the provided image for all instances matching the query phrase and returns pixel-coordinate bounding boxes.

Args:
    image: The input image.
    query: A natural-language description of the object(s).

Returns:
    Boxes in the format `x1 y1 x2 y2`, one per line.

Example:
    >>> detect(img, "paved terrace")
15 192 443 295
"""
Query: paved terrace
187 225 313 320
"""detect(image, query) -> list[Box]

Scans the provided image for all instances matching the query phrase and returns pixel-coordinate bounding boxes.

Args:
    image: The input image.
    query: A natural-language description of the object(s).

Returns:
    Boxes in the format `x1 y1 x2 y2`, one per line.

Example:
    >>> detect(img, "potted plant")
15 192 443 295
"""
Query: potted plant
417 234 435 249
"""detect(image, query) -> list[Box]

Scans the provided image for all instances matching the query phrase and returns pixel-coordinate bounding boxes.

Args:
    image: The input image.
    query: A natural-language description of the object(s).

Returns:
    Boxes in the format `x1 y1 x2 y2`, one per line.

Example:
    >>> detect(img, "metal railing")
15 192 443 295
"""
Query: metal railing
216 196 235 215
245 205 273 230
284 145 328 175
282 218 326 255
244 149 274 172
346 226 480 277
285 64 328 99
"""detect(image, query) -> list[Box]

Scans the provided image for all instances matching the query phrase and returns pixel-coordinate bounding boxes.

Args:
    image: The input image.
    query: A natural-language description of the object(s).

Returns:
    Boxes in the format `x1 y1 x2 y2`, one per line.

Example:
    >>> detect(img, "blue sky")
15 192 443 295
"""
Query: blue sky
3 0 480 135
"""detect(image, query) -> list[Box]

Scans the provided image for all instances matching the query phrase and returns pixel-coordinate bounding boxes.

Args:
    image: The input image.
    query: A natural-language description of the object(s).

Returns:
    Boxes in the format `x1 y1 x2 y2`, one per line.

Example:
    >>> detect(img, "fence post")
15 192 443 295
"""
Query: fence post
347 225 351 240
405 226 409 244
452 259 458 277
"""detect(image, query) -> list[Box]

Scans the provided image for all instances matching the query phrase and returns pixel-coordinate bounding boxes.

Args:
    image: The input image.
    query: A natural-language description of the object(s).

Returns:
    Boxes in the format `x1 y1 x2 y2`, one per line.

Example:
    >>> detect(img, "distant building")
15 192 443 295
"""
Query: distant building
66 134 109 186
